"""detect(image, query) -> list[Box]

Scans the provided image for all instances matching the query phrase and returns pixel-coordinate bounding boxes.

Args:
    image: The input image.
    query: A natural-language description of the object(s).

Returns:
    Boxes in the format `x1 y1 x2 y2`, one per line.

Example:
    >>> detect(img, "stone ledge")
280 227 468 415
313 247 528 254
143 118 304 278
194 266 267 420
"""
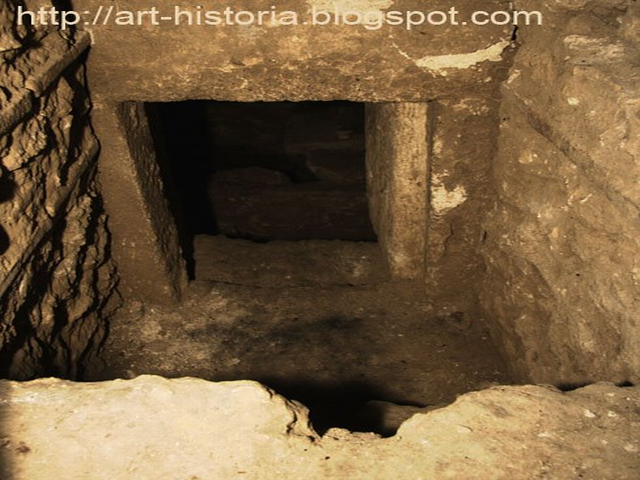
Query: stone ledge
76 0 514 102
0 375 638 479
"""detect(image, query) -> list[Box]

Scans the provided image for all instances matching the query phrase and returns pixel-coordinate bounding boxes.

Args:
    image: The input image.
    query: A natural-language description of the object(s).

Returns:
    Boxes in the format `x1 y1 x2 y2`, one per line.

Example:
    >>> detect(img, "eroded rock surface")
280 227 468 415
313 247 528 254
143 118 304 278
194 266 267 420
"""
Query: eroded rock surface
0 376 638 479
482 0 640 386
0 3 118 379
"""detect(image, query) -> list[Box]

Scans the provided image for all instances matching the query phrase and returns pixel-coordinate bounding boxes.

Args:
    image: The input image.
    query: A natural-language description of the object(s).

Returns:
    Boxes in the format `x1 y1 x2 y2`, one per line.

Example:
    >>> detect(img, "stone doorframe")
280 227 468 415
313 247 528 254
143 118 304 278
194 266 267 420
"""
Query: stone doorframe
77 0 512 309
91 99 433 304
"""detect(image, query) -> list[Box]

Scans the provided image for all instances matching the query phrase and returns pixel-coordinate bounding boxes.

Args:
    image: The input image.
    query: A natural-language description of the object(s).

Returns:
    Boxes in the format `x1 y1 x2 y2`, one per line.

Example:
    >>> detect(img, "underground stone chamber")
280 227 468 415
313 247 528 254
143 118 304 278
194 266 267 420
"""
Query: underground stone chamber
93 98 509 435
2 0 640 475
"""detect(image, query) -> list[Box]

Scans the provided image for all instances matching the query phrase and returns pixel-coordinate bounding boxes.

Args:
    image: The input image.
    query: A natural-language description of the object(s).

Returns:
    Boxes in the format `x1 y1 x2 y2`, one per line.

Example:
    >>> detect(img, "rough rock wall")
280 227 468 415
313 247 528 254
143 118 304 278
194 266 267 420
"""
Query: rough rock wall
482 0 640 385
0 2 118 379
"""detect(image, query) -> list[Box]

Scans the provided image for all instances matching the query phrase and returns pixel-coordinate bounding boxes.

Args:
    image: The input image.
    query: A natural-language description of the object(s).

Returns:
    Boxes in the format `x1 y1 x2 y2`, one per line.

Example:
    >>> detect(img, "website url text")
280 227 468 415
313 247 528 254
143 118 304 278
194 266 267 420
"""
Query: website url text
17 5 544 31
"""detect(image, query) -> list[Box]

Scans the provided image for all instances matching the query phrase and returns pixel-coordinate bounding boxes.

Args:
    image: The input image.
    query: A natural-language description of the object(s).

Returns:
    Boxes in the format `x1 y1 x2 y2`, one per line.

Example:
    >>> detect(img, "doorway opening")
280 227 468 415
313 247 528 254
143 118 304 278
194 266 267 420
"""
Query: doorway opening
146 100 382 283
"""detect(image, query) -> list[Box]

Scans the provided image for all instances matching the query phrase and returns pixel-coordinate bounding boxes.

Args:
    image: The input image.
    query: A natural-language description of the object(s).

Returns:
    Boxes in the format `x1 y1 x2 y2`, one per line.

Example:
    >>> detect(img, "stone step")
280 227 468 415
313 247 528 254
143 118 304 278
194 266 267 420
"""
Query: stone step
207 180 376 241
193 235 389 287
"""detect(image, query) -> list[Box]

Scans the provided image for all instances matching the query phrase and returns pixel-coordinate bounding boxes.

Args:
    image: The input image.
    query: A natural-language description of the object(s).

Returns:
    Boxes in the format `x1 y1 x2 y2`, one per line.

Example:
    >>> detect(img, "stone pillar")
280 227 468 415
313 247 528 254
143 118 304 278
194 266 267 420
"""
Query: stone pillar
91 100 188 304
366 103 429 279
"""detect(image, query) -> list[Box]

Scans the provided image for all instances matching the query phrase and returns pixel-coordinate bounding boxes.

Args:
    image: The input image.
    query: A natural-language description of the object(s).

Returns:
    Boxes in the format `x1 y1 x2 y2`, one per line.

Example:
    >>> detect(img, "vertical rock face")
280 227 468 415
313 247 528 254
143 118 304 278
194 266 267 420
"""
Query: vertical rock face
0 3 118 379
481 0 640 385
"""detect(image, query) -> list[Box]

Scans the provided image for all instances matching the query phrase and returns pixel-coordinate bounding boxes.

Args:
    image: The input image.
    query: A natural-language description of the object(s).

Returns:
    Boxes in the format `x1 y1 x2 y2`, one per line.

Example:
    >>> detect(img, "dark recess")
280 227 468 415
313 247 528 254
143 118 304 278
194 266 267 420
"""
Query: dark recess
146 100 377 275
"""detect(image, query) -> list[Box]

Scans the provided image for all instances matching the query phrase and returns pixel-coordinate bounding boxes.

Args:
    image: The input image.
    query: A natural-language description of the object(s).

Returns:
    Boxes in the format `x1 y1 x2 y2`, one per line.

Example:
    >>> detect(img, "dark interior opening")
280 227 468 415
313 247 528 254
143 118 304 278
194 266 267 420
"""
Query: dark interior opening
146 101 376 276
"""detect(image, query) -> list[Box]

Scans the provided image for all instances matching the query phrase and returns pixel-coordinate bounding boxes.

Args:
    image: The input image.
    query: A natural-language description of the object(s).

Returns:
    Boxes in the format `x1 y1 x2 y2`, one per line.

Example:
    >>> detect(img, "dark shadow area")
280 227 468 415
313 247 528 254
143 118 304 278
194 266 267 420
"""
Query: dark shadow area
0 167 17 254
557 382 595 392
145 102 203 278
0 168 17 201
0 227 9 256
251 377 427 437
179 313 441 437
558 380 636 392
145 101 375 276
146 101 218 237
616 381 636 387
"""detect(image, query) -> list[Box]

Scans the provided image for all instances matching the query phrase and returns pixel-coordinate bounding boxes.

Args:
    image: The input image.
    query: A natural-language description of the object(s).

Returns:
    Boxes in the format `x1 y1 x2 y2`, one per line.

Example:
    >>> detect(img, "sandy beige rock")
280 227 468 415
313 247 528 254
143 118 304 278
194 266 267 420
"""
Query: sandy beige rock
0 376 638 479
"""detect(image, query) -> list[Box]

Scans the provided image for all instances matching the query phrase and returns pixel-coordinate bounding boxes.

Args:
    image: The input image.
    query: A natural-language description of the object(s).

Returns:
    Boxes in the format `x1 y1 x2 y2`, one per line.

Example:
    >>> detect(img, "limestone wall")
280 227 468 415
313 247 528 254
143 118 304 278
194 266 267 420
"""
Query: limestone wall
427 95 504 316
482 0 640 385
0 2 118 379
